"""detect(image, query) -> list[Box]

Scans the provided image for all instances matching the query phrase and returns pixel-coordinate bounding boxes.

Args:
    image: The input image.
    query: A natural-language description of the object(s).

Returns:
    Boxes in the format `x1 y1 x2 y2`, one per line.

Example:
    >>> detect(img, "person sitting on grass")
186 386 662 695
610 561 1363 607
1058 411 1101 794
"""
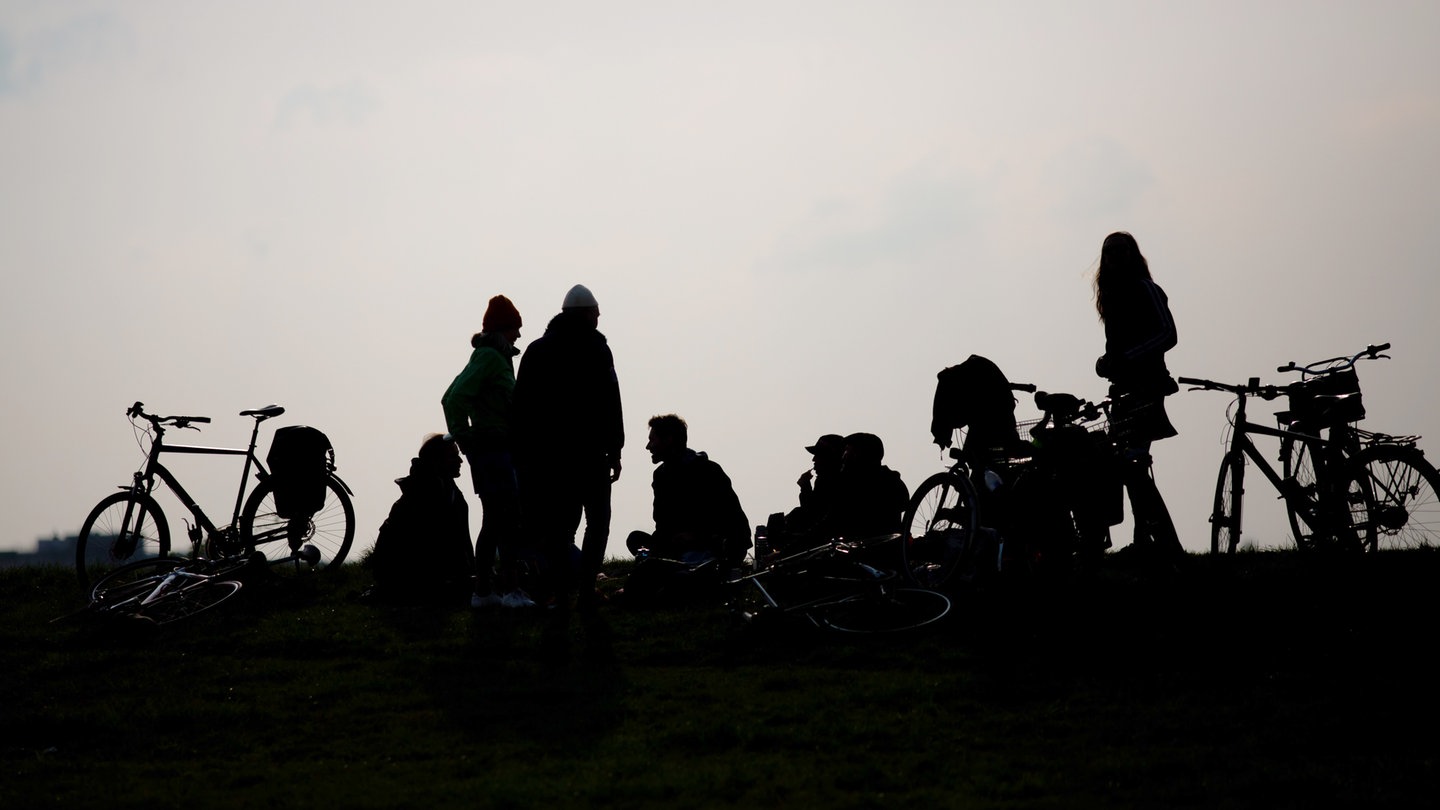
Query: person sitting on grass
365 433 474 606
625 413 751 569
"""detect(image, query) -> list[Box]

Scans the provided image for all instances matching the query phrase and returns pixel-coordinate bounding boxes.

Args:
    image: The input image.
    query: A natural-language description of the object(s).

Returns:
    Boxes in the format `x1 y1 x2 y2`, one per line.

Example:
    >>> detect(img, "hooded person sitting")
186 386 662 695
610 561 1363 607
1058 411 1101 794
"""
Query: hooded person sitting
815 432 910 541
366 434 475 605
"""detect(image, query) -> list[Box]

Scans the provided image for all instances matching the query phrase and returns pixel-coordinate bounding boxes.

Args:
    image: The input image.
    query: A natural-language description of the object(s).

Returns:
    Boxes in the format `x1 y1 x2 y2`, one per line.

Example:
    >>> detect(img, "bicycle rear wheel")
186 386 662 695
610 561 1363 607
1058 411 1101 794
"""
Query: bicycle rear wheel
76 492 171 592
1348 445 1440 550
811 587 951 634
138 580 243 625
1210 452 1244 554
239 475 355 573
902 472 980 589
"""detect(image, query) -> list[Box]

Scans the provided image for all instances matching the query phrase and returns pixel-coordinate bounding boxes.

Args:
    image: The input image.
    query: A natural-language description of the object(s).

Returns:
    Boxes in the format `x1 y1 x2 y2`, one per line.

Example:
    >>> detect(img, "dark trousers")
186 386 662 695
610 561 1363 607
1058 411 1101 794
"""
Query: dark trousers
524 456 612 600
464 447 522 592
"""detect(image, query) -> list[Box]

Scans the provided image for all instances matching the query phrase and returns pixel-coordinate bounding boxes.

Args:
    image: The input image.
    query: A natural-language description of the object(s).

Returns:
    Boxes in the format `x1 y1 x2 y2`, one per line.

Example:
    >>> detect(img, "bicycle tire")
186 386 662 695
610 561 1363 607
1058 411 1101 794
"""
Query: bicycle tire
90 557 186 614
137 579 243 625
239 475 355 573
1210 452 1243 554
810 587 951 634
901 472 980 589
76 492 171 592
1281 436 1318 550
1347 445 1440 550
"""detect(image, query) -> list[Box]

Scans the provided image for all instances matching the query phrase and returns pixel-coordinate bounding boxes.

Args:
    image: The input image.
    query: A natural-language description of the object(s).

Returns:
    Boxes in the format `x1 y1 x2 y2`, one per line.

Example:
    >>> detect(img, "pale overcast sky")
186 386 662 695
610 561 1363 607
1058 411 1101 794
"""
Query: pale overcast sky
3 0 1437 558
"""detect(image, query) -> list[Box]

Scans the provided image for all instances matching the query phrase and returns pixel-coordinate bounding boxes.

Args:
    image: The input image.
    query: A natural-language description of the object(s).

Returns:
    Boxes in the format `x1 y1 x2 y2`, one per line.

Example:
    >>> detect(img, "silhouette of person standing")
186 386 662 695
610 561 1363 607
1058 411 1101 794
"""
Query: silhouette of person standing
513 284 624 610
1092 231 1184 560
441 295 535 608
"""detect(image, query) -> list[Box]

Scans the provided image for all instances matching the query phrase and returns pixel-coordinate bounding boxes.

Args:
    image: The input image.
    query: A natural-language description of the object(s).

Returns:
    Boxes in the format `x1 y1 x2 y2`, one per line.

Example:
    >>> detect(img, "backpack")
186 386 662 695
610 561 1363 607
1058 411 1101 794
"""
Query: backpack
266 425 334 518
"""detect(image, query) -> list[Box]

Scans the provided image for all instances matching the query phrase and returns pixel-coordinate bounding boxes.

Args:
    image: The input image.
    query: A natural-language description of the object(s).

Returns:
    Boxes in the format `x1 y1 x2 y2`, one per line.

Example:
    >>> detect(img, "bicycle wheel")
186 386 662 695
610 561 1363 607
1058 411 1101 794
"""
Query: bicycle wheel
137 579 243 626
1347 445 1440 550
239 475 355 573
1281 437 1318 550
90 557 186 615
901 472 980 589
76 492 171 592
811 587 951 634
1210 452 1244 554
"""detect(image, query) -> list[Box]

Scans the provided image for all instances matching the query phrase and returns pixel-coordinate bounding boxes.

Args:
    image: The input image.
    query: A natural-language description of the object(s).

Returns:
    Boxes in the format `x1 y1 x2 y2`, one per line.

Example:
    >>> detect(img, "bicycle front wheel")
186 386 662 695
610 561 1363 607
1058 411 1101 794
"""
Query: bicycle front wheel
239 476 355 573
138 580 243 626
76 492 171 592
1348 446 1440 550
811 587 951 634
1210 452 1244 554
90 557 185 615
902 472 980 589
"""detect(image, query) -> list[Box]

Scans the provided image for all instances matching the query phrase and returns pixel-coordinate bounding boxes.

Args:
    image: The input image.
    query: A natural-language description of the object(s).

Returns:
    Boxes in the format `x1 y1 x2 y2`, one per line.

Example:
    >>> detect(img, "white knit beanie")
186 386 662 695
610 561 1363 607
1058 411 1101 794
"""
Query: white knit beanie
562 284 599 309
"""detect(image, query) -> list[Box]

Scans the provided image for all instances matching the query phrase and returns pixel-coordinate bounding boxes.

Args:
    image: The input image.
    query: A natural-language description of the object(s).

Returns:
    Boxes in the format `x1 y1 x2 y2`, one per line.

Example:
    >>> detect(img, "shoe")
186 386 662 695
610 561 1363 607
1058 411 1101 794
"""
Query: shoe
471 591 503 609
501 589 536 609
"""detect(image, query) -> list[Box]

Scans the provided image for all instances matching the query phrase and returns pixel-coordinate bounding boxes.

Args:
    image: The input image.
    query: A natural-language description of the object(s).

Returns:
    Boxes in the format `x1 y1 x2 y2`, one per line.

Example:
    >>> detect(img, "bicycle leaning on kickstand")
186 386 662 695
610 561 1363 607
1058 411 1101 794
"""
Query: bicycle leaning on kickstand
74 402 356 591
1180 342 1440 553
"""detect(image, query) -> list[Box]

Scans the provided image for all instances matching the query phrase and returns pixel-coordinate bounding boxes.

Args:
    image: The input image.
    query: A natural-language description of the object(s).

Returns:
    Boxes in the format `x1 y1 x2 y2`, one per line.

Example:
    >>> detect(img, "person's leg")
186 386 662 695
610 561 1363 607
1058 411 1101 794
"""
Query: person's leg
1122 443 1183 558
576 460 613 606
474 449 525 599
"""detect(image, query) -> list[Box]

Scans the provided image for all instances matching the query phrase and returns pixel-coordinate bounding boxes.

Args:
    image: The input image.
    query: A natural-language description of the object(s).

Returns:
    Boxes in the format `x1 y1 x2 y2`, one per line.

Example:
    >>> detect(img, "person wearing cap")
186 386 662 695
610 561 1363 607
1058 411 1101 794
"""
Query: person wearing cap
766 433 845 551
513 284 625 611
442 294 535 609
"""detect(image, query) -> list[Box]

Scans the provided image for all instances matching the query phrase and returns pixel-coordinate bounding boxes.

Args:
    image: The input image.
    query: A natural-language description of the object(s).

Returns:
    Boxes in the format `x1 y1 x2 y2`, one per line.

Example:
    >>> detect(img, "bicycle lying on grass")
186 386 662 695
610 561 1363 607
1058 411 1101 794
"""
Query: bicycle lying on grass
75 402 356 591
1180 342 1440 553
733 534 951 633
57 544 323 627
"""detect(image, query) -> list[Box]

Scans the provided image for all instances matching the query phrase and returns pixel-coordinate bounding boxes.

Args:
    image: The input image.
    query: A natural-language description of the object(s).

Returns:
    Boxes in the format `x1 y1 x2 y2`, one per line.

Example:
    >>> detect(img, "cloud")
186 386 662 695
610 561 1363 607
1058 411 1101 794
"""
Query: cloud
0 12 131 97
1043 136 1154 220
273 79 379 129
766 165 986 275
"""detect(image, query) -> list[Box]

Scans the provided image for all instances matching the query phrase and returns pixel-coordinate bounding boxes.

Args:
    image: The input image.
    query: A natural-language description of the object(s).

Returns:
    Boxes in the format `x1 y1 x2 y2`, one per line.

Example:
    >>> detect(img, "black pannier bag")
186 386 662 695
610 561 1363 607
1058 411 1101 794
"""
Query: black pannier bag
266 425 334 519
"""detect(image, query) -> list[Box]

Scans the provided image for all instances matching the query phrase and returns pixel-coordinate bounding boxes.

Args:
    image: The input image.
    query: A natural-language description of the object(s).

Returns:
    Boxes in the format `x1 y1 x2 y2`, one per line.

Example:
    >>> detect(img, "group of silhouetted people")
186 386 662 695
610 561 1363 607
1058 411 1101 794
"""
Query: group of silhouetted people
367 231 1185 607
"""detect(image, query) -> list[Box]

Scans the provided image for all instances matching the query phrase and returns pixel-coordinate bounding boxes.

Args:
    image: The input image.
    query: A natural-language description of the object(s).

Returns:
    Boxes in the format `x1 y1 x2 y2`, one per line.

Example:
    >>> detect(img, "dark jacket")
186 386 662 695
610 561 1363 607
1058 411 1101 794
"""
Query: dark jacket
652 449 750 563
368 457 474 603
513 311 624 461
818 464 909 540
1099 280 1177 394
930 355 1022 454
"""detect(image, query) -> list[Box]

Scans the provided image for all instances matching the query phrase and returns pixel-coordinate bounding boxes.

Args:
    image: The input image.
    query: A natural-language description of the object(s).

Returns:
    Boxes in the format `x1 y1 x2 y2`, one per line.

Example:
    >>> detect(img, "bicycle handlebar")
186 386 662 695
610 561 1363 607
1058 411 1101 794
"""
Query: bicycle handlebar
1275 342 1392 375
1176 376 1285 400
126 401 211 429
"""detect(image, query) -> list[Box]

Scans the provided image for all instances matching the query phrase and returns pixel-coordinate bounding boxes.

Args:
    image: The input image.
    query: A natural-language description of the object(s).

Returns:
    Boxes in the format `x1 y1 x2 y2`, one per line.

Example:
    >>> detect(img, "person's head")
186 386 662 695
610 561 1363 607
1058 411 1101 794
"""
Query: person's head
562 284 600 329
646 413 688 464
481 294 523 345
1093 231 1151 320
806 434 845 473
417 433 462 479
841 432 885 470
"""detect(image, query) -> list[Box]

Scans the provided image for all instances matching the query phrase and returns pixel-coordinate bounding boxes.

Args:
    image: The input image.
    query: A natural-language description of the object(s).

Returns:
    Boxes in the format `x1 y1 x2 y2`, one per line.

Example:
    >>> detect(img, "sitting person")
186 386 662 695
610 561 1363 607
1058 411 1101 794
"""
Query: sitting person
365 434 474 605
815 432 910 541
625 413 751 568
764 433 844 554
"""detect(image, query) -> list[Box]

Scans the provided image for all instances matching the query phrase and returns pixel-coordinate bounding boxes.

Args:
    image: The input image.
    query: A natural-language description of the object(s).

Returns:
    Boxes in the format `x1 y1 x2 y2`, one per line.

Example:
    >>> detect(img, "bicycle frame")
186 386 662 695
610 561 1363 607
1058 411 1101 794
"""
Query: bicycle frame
1216 383 1344 537
126 412 271 546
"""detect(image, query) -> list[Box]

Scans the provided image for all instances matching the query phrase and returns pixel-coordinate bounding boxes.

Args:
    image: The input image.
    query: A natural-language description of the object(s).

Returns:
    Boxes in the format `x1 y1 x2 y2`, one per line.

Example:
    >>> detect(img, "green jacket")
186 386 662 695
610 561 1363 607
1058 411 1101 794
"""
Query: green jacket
441 333 519 450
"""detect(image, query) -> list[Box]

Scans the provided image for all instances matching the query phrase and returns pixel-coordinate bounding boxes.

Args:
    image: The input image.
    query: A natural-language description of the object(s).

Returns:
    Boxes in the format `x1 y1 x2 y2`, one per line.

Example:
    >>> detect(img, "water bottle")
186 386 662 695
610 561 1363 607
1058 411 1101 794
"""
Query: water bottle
754 525 770 570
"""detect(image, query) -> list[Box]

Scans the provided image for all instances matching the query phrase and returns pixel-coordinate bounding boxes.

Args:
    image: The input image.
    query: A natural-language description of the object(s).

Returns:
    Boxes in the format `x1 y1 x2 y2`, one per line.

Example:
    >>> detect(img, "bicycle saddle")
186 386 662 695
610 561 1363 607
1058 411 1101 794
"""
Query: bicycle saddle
240 404 286 419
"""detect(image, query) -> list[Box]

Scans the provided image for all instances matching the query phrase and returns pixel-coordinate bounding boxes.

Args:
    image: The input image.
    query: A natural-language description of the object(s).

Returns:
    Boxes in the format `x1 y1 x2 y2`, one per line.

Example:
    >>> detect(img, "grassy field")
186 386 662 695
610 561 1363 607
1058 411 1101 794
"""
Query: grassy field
3 551 1438 809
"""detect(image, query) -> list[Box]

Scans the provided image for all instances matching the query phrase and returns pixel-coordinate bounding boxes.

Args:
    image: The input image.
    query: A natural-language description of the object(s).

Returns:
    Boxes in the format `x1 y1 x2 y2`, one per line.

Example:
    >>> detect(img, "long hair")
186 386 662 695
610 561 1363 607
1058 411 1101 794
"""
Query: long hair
1093 231 1151 321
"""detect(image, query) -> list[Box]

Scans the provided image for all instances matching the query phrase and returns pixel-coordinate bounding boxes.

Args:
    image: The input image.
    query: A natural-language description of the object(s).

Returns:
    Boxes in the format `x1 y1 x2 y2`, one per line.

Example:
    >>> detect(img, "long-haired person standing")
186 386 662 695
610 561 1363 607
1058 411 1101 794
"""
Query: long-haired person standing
1092 232 1185 562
